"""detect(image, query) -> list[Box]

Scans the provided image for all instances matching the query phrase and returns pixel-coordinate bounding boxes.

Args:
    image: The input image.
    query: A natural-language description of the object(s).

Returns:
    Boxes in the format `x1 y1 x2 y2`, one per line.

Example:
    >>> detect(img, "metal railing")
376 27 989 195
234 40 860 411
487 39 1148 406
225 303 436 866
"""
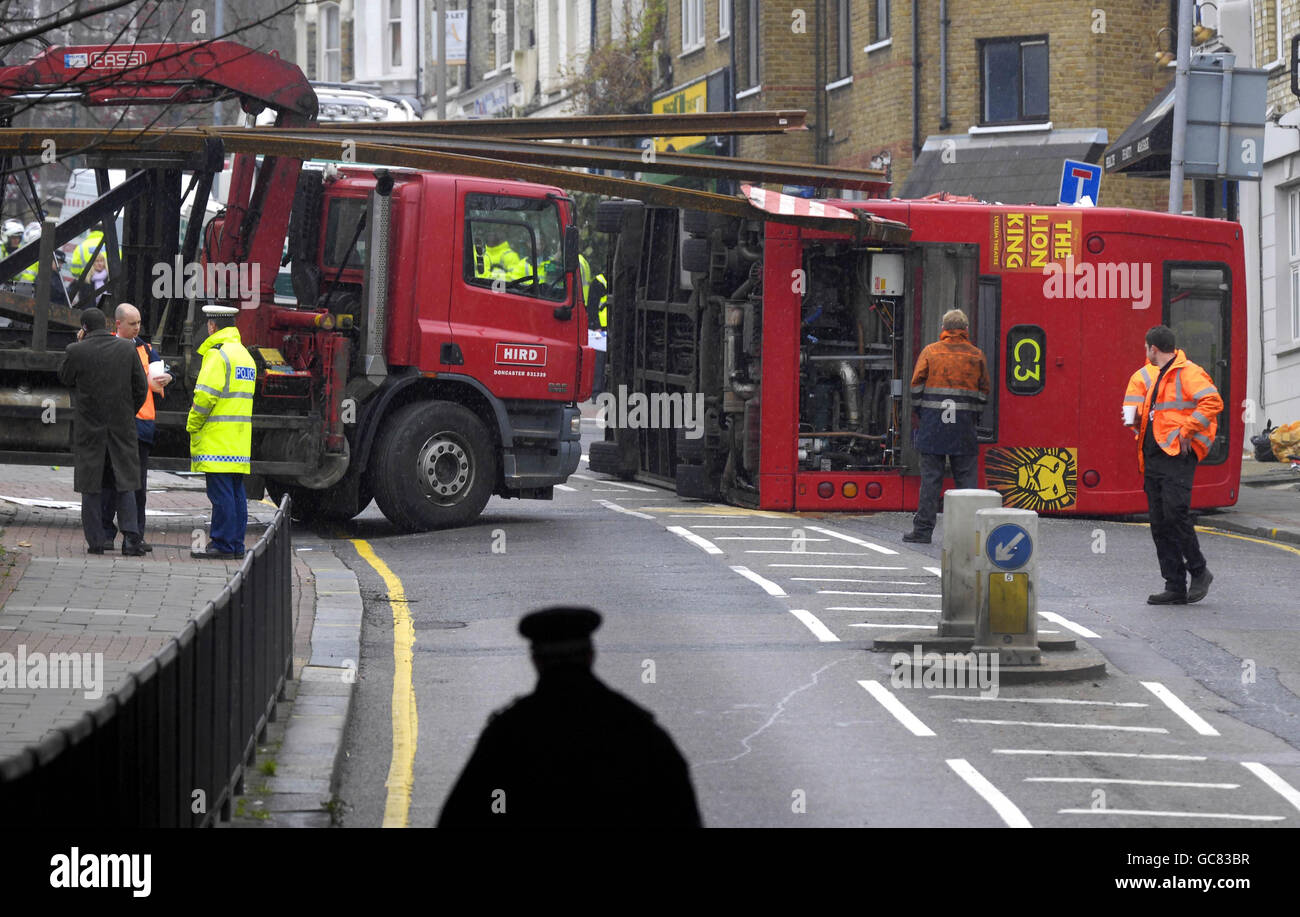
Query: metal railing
0 496 294 826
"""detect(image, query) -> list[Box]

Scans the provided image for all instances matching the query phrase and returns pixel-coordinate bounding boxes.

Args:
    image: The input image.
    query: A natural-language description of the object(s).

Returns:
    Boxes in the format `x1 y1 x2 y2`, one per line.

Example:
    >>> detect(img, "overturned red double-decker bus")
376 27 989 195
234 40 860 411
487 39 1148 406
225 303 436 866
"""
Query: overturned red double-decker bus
590 196 1244 516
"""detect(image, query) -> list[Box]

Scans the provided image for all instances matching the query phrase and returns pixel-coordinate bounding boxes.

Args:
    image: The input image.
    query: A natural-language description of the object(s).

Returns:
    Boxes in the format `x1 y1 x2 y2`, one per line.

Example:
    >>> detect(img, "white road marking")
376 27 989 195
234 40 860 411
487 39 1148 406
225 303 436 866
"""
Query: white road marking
571 474 657 492
858 680 935 736
768 563 907 570
591 488 630 492
611 497 669 501
1026 777 1239 789
790 578 929 585
729 565 788 596
994 749 1207 761
554 484 577 492
924 566 942 576
715 536 832 542
666 525 724 554
955 718 1168 733
946 759 1033 828
1141 681 1220 736
993 749 1206 759
746 550 885 556
804 525 899 555
848 623 938 629
1038 611 1101 639
1242 762 1300 813
836 607 939 614
666 513 789 519
596 500 656 520
928 696 1148 708
689 525 794 530
1058 808 1283 822
817 590 941 598
789 609 839 642
581 454 589 462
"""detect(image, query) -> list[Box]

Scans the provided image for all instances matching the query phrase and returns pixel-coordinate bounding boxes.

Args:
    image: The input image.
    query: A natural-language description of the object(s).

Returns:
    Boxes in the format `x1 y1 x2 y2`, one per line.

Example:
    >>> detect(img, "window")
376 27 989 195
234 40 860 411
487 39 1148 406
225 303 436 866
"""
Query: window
1164 263 1231 464
388 0 403 69
682 0 704 52
463 193 567 302
719 0 731 38
979 36 1048 125
835 1 851 79
875 0 890 42
745 0 760 86
1290 190 1300 342
323 198 367 270
320 3 341 82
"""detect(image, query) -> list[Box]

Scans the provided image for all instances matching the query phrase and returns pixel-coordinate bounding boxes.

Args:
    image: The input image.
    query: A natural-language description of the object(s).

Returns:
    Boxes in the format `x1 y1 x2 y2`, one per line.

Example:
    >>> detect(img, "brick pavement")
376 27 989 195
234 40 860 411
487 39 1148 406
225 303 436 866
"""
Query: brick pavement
0 463 315 764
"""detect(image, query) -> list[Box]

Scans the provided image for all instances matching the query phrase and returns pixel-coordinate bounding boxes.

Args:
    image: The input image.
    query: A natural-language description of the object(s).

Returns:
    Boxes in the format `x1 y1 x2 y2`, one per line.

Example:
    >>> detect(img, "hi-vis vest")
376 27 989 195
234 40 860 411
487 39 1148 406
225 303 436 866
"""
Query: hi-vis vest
131 340 155 422
187 325 256 473
1124 349 1223 474
476 240 528 280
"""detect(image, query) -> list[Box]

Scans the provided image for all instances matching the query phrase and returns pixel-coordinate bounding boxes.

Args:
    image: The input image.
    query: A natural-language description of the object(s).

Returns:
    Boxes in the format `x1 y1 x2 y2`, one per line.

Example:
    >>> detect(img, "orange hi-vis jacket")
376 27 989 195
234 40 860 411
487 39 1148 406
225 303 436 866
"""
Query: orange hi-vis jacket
132 342 155 422
1124 349 1223 474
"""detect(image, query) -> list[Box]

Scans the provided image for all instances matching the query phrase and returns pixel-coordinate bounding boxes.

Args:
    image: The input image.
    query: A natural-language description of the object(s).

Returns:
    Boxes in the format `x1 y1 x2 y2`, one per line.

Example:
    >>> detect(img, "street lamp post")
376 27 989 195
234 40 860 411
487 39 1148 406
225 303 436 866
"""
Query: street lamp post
1168 0 1194 213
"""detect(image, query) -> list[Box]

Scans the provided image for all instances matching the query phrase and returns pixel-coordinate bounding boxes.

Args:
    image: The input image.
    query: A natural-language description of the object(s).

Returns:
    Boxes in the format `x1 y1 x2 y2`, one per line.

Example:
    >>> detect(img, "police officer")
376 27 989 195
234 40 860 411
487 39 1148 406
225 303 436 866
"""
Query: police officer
438 606 702 828
584 257 609 399
2 219 23 257
188 304 256 559
16 224 70 306
904 308 991 544
1125 325 1222 605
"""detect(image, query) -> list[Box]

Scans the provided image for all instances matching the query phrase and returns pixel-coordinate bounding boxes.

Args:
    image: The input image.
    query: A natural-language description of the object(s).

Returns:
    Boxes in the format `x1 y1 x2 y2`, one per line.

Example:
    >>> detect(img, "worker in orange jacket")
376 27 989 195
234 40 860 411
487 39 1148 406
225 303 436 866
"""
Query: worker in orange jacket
1124 324 1223 605
904 308 991 544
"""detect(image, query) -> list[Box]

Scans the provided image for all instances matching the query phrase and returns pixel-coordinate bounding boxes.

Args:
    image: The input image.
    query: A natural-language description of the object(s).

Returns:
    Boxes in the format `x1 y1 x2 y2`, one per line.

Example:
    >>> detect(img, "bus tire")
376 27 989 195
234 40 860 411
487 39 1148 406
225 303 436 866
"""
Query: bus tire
596 200 632 234
589 439 634 479
372 400 497 532
682 209 710 237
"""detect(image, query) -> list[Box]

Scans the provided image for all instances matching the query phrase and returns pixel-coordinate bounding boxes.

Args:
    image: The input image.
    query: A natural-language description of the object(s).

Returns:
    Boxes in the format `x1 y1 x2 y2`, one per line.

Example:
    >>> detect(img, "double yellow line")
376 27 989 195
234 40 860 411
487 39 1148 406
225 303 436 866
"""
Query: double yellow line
351 539 419 828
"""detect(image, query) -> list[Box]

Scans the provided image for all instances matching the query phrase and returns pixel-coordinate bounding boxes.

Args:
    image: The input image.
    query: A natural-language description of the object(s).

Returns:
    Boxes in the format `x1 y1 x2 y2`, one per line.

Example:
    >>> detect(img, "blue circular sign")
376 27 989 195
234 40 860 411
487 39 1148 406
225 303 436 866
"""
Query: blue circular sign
986 523 1033 570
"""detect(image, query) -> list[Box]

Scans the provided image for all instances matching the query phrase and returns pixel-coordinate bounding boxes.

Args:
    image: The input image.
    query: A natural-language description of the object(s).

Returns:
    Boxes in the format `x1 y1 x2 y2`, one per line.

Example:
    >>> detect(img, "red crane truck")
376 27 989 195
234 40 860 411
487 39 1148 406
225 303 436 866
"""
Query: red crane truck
0 41 589 530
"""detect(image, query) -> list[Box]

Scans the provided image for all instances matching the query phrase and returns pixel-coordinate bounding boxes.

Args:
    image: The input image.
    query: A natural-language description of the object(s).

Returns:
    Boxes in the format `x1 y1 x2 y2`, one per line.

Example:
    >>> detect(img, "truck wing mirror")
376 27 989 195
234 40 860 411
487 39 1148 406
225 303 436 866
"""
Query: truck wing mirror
563 224 580 273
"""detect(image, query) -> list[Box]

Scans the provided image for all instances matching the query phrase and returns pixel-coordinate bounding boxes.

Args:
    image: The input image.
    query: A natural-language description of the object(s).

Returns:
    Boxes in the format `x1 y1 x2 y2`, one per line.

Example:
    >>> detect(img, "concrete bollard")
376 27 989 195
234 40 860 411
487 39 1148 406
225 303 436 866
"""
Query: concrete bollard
939 490 1005 637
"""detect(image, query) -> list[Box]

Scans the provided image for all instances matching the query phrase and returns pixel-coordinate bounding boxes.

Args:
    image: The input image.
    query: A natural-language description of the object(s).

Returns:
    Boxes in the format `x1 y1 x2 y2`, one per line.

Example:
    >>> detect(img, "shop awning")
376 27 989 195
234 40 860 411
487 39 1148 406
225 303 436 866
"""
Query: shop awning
1103 82 1175 176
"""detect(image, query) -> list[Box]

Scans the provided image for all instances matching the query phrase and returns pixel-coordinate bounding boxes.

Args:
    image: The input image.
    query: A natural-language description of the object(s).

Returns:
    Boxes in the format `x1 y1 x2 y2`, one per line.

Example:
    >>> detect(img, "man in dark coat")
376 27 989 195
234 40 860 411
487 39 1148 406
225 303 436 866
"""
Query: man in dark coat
438 607 703 828
58 307 148 555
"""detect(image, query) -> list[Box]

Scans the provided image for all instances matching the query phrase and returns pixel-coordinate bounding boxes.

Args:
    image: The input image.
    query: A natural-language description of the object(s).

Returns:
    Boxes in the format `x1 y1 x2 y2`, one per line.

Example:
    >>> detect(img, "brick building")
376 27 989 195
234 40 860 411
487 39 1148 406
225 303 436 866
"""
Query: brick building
657 1 1181 210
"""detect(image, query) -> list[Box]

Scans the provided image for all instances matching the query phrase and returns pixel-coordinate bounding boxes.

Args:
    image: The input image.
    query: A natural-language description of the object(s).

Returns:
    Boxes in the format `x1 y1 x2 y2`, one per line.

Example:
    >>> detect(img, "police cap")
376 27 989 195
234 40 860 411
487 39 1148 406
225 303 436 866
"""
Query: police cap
519 606 601 656
202 304 240 316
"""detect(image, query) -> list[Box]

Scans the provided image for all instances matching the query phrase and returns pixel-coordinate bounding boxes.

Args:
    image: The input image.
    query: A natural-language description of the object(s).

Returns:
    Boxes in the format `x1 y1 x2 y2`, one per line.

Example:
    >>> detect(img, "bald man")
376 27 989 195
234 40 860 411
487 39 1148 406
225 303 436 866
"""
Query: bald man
101 304 172 550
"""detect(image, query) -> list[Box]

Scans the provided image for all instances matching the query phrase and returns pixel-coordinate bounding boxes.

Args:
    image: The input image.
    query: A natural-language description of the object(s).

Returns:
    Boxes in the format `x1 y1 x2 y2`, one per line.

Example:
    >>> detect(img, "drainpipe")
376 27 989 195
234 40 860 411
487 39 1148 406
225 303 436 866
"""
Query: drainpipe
939 0 950 131
729 0 738 176
912 0 921 160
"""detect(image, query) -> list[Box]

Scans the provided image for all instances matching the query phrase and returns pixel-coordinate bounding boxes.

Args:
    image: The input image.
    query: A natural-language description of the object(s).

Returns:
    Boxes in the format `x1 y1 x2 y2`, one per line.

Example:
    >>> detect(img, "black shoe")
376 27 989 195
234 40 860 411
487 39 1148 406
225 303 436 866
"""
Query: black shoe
122 540 147 557
86 545 105 555
139 541 153 553
1147 590 1188 605
902 531 931 544
1187 569 1213 603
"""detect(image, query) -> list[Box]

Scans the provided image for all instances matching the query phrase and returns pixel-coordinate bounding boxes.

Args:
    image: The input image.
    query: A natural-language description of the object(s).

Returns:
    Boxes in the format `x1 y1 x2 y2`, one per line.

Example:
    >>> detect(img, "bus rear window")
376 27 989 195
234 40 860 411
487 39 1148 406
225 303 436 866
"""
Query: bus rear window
1164 263 1230 465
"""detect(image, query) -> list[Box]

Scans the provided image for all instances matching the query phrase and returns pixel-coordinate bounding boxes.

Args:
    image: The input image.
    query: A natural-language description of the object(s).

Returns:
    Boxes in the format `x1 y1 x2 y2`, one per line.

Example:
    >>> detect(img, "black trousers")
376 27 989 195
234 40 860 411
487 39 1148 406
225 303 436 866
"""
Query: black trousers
1144 449 1207 593
912 451 979 535
101 438 149 543
82 457 139 550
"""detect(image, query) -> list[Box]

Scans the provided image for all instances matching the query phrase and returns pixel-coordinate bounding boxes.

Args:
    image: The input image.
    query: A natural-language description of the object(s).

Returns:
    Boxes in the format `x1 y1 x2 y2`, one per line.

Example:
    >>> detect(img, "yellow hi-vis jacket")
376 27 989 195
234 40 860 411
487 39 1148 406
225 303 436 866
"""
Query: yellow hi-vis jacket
187 325 256 473
1124 349 1223 475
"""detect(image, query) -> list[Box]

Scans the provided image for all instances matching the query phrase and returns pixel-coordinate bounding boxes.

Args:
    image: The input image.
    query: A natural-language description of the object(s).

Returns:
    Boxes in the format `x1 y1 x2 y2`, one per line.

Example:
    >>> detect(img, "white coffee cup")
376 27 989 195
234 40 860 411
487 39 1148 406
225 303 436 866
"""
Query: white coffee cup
1122 404 1137 425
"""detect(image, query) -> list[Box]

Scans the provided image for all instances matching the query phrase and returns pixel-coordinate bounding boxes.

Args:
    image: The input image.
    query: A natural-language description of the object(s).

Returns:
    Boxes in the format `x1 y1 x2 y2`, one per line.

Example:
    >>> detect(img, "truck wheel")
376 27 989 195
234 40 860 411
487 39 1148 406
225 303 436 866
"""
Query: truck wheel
682 209 710 237
372 401 497 532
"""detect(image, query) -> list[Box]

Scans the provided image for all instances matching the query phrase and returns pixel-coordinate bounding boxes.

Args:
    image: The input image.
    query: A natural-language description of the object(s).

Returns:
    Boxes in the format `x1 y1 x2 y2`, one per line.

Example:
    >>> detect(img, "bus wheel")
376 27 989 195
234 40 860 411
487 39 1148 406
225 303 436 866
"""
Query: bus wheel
372 401 497 532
